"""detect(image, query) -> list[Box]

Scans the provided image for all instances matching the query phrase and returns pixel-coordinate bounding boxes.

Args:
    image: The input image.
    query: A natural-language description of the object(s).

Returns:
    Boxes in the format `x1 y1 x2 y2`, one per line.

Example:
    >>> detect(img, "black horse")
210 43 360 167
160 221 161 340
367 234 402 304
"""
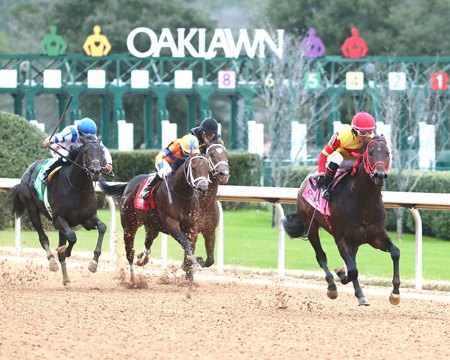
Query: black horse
282 136 400 306
98 154 210 288
10 136 107 286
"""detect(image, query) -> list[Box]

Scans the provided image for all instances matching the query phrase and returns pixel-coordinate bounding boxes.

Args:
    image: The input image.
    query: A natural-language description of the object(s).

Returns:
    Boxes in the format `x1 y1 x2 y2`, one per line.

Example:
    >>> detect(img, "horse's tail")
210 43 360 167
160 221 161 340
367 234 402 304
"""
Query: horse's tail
10 184 25 217
98 178 127 198
282 213 305 238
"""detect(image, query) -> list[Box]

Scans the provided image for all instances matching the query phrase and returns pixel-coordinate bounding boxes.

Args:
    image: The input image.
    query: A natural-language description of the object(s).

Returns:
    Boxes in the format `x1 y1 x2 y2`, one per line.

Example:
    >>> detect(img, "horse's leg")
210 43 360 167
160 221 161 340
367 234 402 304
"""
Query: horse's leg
136 226 159 267
53 217 77 286
334 245 369 306
123 226 138 283
308 224 338 299
370 234 401 305
82 217 107 273
26 206 58 272
202 229 216 267
56 230 71 286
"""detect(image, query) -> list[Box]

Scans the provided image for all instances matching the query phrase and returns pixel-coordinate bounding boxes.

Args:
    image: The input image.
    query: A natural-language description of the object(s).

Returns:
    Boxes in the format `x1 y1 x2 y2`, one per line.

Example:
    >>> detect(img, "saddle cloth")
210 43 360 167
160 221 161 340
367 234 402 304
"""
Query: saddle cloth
134 175 157 211
34 159 58 201
301 170 350 217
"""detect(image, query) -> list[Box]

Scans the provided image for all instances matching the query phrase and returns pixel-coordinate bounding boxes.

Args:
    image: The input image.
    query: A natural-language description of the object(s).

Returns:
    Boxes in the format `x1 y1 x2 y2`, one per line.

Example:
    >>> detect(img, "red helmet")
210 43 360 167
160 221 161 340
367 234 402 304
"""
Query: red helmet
351 112 376 131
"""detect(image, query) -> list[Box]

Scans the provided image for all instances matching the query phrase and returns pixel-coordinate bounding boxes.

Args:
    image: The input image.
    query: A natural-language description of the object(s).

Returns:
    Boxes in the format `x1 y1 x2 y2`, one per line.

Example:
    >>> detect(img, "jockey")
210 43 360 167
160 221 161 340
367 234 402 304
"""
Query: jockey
140 133 201 199
190 116 224 154
41 117 113 184
317 111 376 200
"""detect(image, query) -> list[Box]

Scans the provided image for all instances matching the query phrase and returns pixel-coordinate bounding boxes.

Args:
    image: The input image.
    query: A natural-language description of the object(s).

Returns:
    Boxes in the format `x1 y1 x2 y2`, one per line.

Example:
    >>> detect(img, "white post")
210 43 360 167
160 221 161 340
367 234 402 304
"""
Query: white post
161 234 168 267
290 122 307 163
247 121 264 155
418 122 435 170
117 120 134 151
216 200 224 273
275 202 285 277
161 120 177 148
409 208 423 290
104 195 116 261
15 217 21 255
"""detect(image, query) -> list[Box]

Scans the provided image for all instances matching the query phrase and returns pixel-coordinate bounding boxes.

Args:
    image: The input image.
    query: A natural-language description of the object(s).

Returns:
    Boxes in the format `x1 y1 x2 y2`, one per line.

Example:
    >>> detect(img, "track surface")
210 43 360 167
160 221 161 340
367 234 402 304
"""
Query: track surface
1 252 449 360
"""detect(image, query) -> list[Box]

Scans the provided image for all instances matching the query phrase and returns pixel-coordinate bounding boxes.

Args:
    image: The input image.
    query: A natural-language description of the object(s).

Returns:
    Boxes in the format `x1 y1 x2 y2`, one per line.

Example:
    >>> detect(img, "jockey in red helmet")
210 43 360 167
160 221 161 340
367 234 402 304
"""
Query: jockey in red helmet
317 111 376 200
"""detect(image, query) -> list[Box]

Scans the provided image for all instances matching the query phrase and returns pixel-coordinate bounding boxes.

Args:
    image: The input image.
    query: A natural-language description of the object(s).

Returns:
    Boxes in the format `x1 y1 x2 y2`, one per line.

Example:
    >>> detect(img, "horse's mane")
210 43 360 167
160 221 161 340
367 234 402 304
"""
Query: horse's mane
172 157 187 172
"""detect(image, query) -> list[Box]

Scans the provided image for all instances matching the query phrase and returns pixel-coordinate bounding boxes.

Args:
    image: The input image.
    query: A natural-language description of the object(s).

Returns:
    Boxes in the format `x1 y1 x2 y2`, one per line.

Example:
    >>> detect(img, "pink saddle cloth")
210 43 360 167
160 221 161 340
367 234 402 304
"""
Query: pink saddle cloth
301 174 331 217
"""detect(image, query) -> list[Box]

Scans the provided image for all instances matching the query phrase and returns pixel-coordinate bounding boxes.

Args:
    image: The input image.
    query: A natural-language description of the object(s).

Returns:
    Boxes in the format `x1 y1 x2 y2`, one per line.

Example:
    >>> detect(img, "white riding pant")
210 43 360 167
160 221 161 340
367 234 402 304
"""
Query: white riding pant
326 152 344 167
49 143 69 161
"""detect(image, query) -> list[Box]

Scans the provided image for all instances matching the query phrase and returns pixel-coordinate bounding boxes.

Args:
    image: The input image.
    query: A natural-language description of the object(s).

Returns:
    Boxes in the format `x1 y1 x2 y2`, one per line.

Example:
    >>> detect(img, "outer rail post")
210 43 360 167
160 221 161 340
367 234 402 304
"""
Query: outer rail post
217 200 224 273
408 207 423 290
275 202 285 277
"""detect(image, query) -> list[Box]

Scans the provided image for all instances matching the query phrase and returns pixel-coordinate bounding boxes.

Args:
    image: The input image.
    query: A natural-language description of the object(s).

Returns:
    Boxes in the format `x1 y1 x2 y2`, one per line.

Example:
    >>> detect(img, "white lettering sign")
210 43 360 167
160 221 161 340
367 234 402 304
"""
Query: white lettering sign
127 28 284 59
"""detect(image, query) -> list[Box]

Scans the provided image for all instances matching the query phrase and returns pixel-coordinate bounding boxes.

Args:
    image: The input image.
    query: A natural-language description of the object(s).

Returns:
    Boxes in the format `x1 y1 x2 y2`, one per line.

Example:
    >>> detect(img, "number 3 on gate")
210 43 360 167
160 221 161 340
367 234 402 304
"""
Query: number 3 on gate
431 72 448 90
218 70 236 89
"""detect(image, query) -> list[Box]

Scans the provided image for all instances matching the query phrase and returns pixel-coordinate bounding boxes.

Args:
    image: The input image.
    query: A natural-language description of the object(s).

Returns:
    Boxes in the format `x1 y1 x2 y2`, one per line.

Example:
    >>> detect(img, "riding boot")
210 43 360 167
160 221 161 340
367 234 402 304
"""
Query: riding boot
140 175 161 199
321 162 339 201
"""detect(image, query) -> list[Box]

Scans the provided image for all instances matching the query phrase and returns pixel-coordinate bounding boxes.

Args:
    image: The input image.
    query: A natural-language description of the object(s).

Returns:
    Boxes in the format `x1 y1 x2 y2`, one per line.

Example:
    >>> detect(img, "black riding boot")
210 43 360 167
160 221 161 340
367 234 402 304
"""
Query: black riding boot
42 158 65 184
321 162 339 201
140 175 161 199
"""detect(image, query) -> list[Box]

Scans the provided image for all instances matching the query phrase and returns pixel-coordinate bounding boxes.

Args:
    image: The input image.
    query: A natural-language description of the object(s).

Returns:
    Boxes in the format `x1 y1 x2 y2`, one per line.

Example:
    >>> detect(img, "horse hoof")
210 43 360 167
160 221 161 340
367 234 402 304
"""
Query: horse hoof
49 258 59 272
64 280 72 289
334 267 346 278
389 292 401 305
55 245 67 255
358 297 370 306
327 289 338 300
88 260 98 273
136 256 149 267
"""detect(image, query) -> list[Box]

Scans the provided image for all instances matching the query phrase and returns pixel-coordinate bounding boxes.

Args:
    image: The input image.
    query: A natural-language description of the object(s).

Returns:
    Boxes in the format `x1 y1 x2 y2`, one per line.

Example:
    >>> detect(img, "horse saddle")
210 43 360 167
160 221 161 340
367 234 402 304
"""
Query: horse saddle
303 168 353 216
34 159 62 200
134 175 160 212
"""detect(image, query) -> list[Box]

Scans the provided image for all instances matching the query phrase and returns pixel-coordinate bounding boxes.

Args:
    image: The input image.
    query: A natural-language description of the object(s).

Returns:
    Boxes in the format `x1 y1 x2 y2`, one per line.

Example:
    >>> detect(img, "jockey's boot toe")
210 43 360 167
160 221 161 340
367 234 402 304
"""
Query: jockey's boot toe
321 188 331 201
42 174 49 184
140 186 151 199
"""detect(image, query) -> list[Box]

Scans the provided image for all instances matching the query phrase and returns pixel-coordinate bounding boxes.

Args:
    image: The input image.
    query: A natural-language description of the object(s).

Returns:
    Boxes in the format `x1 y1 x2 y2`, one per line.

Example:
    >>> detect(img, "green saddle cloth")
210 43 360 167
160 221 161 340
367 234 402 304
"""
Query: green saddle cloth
34 158 56 201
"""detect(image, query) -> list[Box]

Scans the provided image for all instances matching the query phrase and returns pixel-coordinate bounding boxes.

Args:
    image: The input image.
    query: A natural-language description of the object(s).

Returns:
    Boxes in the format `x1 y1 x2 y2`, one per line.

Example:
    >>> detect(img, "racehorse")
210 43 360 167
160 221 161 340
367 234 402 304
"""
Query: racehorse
183 143 229 268
10 136 107 287
98 154 210 288
282 136 400 306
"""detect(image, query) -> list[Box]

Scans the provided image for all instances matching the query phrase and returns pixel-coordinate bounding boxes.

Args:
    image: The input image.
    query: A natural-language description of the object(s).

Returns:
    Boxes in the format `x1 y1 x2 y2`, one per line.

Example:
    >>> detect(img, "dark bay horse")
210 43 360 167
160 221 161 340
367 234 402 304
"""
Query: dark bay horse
186 143 230 268
10 136 107 286
282 136 400 306
98 154 210 287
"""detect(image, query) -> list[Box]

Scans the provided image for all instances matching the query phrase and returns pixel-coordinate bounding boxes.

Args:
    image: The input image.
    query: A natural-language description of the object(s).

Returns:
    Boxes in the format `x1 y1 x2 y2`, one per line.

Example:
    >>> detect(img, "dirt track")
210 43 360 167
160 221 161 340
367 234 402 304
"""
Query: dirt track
1 252 449 360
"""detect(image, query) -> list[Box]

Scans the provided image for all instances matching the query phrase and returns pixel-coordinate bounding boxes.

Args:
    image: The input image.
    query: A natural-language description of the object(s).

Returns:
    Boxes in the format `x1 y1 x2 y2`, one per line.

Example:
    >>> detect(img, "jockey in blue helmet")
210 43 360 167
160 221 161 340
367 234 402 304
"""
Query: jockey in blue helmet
41 117 113 183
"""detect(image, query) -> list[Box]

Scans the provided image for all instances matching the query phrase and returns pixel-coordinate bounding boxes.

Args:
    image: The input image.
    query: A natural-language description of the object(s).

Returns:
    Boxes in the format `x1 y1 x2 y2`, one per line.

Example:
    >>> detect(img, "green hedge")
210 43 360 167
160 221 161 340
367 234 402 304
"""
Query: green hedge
0 111 48 229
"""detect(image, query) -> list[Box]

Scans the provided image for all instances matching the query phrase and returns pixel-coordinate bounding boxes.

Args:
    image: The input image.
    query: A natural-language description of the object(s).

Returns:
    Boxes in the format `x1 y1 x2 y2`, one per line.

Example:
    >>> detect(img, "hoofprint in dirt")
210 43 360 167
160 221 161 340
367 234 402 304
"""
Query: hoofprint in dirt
1 251 449 360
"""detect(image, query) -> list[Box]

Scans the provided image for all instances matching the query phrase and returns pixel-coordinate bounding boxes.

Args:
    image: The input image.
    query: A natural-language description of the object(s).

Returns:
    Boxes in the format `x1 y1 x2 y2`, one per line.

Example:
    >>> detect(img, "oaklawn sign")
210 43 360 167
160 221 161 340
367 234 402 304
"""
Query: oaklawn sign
127 27 284 59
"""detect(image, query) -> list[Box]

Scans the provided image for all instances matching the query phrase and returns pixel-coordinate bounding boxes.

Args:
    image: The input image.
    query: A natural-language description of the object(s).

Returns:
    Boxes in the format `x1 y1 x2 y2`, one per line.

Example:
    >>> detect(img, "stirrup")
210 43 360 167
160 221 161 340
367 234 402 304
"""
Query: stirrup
140 186 151 199
321 188 331 201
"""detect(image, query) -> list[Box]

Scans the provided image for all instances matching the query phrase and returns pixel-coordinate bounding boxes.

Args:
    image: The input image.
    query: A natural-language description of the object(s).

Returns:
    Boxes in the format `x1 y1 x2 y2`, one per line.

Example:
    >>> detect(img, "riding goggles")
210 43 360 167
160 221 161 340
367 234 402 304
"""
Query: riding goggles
356 130 374 137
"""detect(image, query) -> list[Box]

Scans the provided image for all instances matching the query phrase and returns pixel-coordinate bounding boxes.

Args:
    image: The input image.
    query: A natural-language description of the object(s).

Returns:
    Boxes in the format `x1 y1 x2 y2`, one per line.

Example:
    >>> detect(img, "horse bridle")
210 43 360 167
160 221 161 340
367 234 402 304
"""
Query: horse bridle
206 143 229 176
184 154 210 188
351 138 390 179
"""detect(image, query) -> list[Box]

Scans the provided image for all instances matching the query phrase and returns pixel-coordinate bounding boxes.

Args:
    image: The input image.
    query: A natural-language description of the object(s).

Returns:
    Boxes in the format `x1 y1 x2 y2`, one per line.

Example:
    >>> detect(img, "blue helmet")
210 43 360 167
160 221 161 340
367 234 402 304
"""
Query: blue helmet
78 118 97 135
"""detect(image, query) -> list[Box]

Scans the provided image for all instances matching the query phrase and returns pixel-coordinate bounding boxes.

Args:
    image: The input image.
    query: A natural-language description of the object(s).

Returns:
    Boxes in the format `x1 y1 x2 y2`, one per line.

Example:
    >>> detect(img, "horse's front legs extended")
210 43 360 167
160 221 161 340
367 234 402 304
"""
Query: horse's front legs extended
371 234 401 305
53 217 77 286
335 246 369 306
82 217 107 273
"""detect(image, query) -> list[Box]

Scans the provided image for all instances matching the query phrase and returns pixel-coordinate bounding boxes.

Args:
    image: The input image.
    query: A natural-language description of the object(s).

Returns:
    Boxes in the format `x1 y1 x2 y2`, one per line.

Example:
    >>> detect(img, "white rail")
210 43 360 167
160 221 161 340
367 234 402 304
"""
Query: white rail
2 178 450 290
